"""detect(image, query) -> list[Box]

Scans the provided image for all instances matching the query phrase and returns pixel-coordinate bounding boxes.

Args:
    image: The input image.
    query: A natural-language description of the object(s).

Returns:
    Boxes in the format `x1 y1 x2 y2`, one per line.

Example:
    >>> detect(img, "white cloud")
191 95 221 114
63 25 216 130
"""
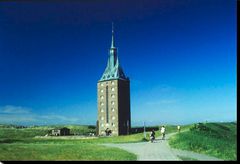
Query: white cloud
38 115 80 123
0 105 84 125
0 114 37 123
0 105 31 114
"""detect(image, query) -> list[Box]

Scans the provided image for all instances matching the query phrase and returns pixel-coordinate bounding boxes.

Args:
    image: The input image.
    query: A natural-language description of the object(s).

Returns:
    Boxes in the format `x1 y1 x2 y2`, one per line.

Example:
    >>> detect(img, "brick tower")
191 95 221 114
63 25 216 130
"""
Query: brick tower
97 24 131 136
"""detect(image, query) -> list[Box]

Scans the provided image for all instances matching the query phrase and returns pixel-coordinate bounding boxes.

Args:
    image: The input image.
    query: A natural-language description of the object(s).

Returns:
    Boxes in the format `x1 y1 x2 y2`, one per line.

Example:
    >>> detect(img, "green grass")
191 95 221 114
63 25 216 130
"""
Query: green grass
0 124 191 144
0 125 138 160
1 124 181 160
0 124 163 160
0 128 145 144
0 143 136 160
168 122 237 160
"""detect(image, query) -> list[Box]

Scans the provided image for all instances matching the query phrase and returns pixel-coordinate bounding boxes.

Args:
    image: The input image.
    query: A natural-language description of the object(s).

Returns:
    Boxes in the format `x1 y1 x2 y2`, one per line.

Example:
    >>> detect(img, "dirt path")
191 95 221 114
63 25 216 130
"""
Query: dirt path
102 132 223 161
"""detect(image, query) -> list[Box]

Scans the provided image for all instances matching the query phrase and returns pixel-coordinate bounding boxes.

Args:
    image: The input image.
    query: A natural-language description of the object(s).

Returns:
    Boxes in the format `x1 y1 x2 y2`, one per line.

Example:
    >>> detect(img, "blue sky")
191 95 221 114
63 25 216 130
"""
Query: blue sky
0 0 237 126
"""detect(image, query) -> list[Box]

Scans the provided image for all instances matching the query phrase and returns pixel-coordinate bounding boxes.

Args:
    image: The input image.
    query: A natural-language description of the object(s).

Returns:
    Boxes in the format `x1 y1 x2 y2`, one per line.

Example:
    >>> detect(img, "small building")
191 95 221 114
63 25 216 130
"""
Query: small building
51 127 70 136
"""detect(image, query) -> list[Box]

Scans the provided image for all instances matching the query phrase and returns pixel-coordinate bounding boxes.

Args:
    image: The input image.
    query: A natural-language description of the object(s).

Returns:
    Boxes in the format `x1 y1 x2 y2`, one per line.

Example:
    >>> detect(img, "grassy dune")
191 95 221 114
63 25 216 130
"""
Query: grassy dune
168 122 237 160
0 124 184 160
0 125 137 160
0 124 187 144
0 123 236 160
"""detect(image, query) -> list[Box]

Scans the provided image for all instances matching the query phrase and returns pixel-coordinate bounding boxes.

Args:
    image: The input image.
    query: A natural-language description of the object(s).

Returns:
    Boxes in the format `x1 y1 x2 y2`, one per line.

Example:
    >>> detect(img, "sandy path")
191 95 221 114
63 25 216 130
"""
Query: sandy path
102 132 223 161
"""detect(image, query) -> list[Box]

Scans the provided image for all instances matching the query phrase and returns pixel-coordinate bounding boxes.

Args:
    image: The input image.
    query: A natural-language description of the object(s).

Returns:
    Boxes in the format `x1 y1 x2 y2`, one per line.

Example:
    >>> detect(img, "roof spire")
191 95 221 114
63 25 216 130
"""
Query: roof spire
111 22 115 48
99 22 128 81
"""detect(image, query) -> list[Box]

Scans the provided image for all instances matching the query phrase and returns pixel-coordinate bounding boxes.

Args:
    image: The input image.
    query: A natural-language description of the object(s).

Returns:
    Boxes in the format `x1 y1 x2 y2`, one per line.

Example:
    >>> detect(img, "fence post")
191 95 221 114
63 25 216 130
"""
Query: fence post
144 121 146 139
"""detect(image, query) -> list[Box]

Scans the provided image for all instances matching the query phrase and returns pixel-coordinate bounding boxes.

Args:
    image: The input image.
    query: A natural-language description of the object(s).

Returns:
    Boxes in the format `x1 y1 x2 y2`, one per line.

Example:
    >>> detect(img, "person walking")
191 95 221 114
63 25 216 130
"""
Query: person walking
160 126 166 140
150 129 155 143
177 125 181 133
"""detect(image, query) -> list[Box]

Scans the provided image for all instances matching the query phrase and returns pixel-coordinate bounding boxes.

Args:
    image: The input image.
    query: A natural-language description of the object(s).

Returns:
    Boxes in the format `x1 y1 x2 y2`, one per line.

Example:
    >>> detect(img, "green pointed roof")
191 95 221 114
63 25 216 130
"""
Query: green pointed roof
99 24 128 82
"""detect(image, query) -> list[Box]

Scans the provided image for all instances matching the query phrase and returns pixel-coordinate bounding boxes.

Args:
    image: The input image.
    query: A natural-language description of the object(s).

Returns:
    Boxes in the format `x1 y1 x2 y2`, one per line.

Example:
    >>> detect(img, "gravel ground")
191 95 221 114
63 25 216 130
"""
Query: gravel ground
102 132 223 161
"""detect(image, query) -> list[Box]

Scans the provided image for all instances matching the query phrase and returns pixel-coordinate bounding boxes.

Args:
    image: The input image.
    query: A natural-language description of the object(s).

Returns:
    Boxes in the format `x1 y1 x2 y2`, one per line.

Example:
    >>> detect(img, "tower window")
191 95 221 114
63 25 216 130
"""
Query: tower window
111 81 115 85
101 123 104 127
100 95 104 99
111 94 115 98
101 116 104 120
100 102 104 106
111 87 115 91
101 109 104 112
101 89 104 93
111 101 115 105
112 116 115 120
101 83 104 86
111 108 115 112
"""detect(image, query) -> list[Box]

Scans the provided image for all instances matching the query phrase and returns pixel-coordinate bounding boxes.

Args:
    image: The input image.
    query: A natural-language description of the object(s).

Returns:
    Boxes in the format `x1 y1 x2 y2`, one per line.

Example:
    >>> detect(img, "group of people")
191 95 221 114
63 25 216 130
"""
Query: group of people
105 128 112 136
149 125 181 143
149 126 165 143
